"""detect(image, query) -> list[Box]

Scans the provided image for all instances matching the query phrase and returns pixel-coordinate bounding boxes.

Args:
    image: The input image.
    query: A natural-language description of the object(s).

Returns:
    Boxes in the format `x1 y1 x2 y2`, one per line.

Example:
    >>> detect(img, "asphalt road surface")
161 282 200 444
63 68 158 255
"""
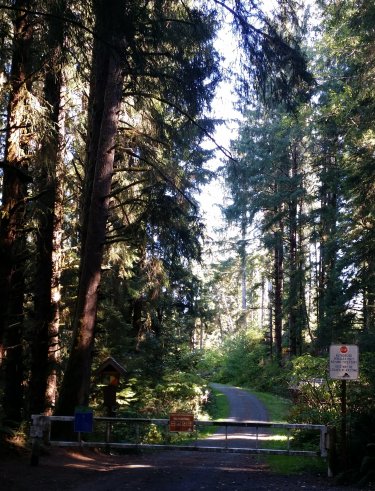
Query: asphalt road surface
210 383 269 421
195 383 270 450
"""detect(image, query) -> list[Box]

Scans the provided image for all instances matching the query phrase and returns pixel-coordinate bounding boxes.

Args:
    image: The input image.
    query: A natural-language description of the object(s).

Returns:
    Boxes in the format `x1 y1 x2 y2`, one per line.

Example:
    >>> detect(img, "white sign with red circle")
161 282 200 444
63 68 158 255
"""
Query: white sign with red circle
329 344 359 380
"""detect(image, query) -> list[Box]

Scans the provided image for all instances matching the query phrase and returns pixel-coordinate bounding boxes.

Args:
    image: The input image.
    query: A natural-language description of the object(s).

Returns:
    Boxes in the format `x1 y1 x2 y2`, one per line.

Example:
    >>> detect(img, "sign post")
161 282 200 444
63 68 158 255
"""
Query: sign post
329 344 359 469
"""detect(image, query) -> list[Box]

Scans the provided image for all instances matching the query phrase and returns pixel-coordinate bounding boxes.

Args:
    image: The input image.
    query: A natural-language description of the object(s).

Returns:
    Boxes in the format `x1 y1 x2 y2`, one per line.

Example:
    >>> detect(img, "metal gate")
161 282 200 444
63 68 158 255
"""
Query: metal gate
30 414 329 458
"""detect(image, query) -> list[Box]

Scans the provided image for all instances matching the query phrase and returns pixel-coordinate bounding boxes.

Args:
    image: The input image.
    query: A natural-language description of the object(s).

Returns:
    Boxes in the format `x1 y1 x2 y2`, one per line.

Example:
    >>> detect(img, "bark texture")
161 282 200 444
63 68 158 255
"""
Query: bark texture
57 0 125 414
29 5 66 414
0 0 33 423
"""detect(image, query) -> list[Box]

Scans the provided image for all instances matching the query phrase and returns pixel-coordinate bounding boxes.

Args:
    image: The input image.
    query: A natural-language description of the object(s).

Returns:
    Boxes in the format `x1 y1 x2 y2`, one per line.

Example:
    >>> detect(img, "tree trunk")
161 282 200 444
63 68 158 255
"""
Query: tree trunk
0 0 33 424
29 3 66 414
274 220 284 364
268 281 273 358
288 145 298 356
240 222 247 312
298 198 311 347
363 265 375 333
316 155 339 349
56 0 125 415
237 219 248 330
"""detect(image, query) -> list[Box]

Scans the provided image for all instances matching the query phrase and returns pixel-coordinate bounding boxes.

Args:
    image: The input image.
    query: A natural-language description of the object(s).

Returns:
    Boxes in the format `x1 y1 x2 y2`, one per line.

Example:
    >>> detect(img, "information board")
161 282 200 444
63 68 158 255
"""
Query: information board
169 413 195 432
329 344 359 380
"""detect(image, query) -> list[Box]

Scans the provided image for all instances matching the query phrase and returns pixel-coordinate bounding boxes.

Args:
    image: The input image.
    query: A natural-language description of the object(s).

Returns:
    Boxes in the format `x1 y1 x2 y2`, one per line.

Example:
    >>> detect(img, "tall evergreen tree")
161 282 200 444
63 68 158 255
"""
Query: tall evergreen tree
57 0 126 414
0 0 34 424
57 0 220 414
28 0 68 416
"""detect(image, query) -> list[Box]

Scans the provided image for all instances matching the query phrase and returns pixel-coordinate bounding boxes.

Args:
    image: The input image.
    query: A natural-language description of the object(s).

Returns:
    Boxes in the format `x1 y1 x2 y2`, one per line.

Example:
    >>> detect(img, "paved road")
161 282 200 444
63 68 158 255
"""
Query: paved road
210 383 268 421
196 383 270 449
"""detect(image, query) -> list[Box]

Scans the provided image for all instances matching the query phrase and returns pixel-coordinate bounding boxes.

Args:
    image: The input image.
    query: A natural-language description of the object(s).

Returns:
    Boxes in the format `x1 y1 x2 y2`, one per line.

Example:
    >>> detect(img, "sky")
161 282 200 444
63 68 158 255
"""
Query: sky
197 0 315 239
197 16 241 239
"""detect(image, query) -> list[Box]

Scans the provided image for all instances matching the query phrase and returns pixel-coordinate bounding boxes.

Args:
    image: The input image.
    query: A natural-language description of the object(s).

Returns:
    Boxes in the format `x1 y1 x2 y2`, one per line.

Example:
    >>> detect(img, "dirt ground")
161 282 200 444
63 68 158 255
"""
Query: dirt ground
0 446 372 491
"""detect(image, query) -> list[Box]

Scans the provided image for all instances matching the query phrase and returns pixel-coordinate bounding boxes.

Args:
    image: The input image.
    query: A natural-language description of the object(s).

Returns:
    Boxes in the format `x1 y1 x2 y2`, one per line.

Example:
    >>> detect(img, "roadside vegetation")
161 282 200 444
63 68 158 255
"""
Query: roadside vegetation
200 336 375 486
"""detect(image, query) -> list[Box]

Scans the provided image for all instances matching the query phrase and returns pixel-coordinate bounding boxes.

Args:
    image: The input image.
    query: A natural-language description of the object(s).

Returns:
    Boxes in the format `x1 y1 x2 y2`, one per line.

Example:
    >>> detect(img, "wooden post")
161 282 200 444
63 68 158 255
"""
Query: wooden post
30 415 49 466
30 436 41 466
105 421 111 443
341 379 347 469
104 421 111 455
327 426 337 478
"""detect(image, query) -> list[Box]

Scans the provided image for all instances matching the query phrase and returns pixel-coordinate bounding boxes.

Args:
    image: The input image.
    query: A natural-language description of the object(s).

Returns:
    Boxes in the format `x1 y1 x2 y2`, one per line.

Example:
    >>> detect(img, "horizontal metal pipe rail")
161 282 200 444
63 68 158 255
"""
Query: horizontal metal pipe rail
30 415 329 459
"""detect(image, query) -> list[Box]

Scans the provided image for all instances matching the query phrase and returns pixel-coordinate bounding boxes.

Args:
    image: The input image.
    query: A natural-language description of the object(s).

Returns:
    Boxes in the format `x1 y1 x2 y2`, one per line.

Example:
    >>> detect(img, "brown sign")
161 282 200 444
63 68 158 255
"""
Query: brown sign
169 413 195 432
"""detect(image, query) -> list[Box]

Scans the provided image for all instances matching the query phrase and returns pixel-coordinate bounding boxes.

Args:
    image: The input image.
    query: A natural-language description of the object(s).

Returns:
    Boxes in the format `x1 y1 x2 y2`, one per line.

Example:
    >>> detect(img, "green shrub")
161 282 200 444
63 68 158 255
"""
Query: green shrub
118 371 209 419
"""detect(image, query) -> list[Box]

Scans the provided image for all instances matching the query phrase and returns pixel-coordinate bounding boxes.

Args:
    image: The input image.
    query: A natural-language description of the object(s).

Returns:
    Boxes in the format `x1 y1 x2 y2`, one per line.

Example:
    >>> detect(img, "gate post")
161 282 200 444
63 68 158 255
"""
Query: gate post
327 426 338 478
30 415 50 466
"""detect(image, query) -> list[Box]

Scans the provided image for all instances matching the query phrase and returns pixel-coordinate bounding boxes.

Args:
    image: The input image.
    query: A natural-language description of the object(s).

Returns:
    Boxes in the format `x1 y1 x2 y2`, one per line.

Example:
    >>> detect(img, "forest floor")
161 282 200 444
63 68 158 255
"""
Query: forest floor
1 445 372 491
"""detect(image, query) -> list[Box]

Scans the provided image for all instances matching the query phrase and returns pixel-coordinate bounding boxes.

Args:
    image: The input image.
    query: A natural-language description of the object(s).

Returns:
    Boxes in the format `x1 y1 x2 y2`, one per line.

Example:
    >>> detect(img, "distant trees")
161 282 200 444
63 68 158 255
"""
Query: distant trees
319 0 375 349
210 4 375 478
221 0 375 361
223 106 306 361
